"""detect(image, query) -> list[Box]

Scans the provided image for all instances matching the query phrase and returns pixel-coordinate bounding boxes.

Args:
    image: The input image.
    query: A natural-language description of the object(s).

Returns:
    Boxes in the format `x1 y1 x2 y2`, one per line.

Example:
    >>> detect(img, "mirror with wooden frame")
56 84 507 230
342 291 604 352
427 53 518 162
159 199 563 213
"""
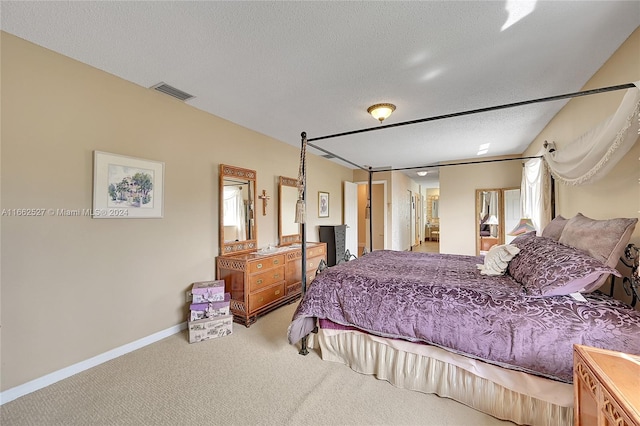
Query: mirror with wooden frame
219 164 257 255
278 176 301 246
475 188 503 256
475 187 520 255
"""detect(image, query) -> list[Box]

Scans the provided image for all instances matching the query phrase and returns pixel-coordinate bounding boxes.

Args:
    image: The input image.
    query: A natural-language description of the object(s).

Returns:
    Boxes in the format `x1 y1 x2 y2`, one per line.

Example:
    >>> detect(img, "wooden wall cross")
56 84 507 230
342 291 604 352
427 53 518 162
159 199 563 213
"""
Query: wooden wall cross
258 190 271 216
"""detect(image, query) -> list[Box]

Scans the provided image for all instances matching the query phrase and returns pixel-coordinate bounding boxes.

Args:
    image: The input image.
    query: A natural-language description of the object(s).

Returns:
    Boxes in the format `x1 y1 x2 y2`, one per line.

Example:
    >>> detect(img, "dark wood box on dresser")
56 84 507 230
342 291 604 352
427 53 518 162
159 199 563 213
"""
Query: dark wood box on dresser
216 242 326 327
573 344 640 426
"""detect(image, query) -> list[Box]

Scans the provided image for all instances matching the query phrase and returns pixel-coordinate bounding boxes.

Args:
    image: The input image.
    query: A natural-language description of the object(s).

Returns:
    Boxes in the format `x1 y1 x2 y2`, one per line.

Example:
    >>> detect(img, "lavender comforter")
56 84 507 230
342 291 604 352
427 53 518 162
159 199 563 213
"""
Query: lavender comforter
288 250 640 383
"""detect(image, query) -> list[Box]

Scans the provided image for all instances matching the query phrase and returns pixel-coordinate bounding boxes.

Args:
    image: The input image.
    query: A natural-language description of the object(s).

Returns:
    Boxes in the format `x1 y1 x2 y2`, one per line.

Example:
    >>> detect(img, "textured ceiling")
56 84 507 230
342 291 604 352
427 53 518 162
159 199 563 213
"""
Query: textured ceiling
2 1 638 187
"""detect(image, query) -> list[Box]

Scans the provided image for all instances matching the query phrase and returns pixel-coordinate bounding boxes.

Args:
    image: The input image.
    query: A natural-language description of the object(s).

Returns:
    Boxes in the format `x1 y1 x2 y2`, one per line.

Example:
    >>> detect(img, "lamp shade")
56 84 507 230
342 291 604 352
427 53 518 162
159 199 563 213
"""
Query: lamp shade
367 103 396 122
508 218 536 236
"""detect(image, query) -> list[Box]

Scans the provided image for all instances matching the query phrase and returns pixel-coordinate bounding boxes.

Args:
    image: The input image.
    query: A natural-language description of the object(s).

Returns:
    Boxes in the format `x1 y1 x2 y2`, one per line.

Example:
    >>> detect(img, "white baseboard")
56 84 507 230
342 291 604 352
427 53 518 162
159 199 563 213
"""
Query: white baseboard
0 322 187 405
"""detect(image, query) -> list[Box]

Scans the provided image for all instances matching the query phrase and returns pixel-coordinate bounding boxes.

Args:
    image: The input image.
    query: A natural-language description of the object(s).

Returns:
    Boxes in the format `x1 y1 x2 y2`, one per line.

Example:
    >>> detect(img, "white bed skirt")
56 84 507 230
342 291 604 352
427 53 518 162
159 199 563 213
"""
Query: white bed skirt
313 327 573 426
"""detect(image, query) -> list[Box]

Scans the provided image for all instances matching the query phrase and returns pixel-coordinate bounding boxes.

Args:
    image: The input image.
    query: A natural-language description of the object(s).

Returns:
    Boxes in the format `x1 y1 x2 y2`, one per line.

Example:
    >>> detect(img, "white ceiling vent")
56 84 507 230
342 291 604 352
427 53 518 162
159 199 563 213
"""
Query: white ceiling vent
150 82 194 101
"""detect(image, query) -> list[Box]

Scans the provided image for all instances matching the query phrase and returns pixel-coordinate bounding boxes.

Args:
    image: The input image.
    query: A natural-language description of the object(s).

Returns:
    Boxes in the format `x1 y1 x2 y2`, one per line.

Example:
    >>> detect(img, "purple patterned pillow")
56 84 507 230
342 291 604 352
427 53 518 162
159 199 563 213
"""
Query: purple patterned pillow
507 232 621 297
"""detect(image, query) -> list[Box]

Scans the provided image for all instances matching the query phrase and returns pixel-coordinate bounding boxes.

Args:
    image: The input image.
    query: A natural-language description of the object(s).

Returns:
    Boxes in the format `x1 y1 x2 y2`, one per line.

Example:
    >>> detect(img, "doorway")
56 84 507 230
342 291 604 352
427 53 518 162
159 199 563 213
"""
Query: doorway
356 181 387 254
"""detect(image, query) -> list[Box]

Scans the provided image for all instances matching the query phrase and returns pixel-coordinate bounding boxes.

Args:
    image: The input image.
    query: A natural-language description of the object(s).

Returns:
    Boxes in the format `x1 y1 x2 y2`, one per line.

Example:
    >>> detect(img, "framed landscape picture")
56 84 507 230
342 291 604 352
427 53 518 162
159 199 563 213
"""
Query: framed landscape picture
318 191 329 218
93 151 164 218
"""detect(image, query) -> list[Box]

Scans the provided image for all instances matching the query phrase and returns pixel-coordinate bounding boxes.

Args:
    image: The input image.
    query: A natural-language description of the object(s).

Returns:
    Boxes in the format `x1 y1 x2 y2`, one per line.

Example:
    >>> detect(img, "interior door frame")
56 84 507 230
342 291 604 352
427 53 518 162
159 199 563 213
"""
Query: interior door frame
356 180 388 251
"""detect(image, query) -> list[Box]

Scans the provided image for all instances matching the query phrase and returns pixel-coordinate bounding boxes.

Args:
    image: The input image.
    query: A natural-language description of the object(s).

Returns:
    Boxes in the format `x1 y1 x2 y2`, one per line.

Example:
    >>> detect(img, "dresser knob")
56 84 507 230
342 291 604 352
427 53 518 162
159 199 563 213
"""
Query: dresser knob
256 263 263 269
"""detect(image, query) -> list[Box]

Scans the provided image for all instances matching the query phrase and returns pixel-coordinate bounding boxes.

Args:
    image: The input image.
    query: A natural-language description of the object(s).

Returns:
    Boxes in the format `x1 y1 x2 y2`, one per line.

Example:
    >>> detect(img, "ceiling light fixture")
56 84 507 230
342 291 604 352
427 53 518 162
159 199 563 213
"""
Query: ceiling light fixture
367 103 396 123
417 171 428 176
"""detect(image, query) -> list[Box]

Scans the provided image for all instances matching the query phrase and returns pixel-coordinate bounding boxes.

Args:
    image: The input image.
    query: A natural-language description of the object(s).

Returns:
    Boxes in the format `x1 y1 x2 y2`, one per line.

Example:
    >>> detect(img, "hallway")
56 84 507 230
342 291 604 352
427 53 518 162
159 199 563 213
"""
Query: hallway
412 240 439 254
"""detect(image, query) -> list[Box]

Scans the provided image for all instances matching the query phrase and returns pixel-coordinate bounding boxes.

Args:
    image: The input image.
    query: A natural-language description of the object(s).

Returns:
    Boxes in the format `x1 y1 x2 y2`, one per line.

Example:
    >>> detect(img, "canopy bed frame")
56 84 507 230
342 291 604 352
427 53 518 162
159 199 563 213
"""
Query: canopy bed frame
297 82 636 282
289 82 640 426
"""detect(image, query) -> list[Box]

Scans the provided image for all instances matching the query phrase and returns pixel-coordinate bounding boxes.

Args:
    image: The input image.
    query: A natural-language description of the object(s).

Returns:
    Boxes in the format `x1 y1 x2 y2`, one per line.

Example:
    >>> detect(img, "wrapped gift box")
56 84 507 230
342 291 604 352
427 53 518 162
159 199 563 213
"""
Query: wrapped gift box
191 280 225 303
189 293 231 321
188 315 233 343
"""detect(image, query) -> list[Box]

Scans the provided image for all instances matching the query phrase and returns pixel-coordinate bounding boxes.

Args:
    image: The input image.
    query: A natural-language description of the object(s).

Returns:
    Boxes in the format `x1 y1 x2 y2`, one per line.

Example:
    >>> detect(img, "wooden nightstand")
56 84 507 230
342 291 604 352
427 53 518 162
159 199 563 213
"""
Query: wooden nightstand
573 344 640 426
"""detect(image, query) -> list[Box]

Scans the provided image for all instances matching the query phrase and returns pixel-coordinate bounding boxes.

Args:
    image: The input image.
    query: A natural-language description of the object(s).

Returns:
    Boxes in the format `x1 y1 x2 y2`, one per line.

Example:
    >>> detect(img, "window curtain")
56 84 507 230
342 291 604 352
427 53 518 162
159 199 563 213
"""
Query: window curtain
223 186 246 240
543 82 640 185
520 158 552 233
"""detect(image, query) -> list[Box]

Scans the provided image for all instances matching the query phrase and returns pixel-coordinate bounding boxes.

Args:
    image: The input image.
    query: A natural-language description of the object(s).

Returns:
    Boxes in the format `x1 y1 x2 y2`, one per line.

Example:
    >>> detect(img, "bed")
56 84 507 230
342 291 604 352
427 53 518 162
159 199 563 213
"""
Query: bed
287 216 640 426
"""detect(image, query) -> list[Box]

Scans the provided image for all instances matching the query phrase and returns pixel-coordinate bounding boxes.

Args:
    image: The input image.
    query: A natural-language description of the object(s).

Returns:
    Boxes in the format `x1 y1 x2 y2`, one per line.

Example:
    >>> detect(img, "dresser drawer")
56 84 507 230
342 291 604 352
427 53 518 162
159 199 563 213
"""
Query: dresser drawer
249 283 285 312
249 255 285 274
306 273 316 286
307 245 326 258
306 256 323 271
249 266 285 292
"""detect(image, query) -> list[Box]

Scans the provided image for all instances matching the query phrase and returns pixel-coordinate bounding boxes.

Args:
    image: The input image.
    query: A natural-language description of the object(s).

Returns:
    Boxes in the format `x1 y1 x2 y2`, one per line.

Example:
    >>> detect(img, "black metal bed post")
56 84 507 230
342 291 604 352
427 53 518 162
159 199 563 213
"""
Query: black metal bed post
299 132 309 355
550 174 556 220
368 168 373 254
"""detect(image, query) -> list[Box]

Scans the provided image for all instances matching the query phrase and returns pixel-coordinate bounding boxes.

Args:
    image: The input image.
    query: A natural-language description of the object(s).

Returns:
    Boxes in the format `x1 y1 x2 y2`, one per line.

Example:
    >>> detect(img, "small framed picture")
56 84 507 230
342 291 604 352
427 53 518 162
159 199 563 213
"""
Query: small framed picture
318 191 329 218
93 151 164 218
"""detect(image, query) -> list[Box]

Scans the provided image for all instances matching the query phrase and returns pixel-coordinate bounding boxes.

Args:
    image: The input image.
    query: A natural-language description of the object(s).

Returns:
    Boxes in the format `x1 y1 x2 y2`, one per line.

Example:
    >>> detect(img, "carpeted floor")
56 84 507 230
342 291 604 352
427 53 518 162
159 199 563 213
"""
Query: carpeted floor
1 302 512 425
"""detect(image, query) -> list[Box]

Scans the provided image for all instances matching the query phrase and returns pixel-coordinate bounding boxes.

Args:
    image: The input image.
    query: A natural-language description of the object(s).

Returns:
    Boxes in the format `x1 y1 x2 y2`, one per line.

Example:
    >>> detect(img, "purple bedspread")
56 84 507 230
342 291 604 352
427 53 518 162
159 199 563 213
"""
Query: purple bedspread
288 250 640 383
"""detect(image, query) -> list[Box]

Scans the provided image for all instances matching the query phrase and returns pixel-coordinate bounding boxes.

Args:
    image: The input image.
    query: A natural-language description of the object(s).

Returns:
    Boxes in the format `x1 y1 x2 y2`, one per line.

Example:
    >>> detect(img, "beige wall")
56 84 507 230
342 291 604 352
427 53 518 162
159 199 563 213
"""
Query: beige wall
524 27 640 247
439 160 522 255
0 33 353 392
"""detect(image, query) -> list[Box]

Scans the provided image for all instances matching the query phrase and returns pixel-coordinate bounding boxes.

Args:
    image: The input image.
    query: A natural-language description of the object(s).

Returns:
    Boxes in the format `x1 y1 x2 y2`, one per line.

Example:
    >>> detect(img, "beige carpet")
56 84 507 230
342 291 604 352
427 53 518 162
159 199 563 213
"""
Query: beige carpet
1 302 512 425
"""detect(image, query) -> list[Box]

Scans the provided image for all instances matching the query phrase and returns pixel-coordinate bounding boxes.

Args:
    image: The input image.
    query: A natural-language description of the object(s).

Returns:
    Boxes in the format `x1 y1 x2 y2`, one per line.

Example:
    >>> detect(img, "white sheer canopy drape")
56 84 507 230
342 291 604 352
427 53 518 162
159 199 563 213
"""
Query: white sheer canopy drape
543 82 640 185
517 83 639 234
520 158 552 233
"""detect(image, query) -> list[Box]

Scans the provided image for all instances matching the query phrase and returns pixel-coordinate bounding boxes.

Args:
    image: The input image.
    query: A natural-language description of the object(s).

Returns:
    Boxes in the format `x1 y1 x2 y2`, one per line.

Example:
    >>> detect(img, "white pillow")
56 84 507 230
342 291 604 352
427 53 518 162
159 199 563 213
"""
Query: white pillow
477 244 521 276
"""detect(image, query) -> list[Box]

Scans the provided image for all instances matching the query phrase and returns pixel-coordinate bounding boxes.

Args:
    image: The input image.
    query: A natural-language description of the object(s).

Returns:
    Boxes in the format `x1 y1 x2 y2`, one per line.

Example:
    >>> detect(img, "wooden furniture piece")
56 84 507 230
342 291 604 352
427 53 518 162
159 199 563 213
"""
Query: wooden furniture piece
216 242 326 326
573 344 640 426
480 236 499 252
319 224 346 267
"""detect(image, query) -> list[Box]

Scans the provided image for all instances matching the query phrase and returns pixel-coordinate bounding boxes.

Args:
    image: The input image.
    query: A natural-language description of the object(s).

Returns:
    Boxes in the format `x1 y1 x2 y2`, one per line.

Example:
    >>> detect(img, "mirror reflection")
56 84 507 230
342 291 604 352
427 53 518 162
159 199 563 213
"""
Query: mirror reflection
219 164 257 255
475 187 520 255
476 189 502 255
278 176 301 245
222 180 254 242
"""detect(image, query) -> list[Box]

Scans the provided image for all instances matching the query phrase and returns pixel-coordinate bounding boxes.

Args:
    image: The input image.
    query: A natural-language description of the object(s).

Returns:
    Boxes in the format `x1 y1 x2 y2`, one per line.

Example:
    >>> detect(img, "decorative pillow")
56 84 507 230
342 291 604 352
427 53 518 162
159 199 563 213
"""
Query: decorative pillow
541 215 567 241
477 244 520 276
558 213 637 292
507 232 621 297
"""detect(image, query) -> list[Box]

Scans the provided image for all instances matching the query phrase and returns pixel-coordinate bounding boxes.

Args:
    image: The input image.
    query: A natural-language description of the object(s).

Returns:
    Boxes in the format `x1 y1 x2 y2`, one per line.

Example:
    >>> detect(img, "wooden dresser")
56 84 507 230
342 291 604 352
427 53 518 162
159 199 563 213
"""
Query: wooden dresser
216 242 326 326
573 344 640 426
